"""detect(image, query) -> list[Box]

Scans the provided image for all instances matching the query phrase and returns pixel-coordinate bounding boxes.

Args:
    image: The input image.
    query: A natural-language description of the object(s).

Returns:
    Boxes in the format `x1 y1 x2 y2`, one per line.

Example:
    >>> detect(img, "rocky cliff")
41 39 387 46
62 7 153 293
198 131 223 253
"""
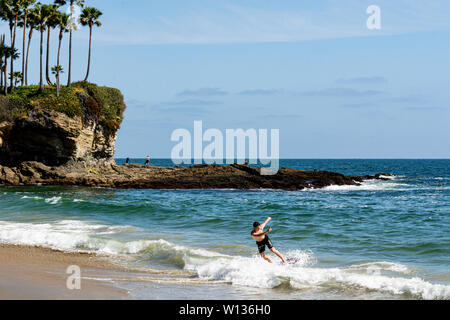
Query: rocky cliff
0 109 117 166
0 82 125 166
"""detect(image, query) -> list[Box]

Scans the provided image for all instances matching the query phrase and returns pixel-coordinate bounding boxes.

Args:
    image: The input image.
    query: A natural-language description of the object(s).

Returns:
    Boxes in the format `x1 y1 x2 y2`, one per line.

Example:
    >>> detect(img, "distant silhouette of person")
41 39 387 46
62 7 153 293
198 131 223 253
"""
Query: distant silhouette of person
244 160 249 166
126 157 130 164
145 156 150 166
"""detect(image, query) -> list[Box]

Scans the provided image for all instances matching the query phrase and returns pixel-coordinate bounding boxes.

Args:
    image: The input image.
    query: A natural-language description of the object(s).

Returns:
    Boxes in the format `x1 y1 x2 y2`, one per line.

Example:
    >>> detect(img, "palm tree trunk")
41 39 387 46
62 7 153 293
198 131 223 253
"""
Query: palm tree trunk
25 28 33 86
39 27 44 93
67 28 72 87
46 27 53 85
84 25 92 82
56 73 60 97
0 34 3 89
57 30 63 67
4 62 8 95
67 2 74 87
10 13 18 89
22 11 27 86
9 24 13 89
0 62 3 89
9 24 13 44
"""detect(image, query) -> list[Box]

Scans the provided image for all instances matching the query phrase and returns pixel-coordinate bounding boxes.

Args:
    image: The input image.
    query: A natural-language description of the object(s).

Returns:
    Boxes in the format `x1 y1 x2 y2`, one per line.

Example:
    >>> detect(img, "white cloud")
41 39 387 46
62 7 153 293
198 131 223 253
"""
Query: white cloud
91 0 450 45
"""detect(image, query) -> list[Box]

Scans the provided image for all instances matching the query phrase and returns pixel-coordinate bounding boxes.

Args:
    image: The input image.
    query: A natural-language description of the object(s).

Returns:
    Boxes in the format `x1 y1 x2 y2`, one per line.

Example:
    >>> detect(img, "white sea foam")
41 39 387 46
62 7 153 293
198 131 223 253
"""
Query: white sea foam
21 196 43 200
23 196 85 204
316 174 450 192
434 177 450 181
287 266 450 300
379 175 397 180
0 221 90 250
0 220 225 261
0 220 136 252
343 261 412 274
45 196 62 205
185 250 316 289
320 179 409 192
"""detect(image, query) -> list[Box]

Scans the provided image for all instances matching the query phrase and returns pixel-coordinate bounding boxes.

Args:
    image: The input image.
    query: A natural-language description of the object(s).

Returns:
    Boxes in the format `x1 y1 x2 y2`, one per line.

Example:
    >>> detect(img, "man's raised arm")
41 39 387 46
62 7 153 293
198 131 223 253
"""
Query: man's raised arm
261 217 272 229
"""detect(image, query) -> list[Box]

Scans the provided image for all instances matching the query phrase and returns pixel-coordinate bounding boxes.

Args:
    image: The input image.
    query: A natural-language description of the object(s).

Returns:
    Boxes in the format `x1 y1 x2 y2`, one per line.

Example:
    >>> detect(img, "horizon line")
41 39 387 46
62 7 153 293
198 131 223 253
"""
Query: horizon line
114 157 450 160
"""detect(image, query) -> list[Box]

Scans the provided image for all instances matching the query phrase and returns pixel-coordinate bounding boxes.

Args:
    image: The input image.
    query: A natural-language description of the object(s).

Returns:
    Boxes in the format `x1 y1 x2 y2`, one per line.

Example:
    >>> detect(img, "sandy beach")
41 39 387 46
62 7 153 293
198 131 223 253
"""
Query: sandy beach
0 244 129 300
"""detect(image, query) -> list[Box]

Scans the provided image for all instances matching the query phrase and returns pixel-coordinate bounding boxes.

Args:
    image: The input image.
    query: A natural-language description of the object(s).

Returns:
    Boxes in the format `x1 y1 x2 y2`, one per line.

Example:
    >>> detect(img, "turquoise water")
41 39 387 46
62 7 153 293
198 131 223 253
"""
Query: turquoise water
0 159 449 299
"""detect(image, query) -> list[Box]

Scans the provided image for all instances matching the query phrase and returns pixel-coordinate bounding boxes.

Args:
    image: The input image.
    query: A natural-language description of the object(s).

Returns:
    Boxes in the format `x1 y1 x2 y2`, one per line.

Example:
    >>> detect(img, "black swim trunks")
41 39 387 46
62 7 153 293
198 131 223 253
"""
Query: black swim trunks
256 236 273 253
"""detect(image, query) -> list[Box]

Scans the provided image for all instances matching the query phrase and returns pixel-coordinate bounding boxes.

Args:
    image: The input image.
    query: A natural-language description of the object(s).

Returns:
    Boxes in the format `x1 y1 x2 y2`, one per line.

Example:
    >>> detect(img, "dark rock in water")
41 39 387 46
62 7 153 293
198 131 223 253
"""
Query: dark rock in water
0 161 389 190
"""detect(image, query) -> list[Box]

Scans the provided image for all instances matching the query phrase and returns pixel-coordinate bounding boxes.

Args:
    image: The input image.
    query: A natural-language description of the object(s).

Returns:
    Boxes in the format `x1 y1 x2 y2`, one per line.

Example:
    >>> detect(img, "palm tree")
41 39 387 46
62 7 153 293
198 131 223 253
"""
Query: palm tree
45 4 58 85
0 34 4 89
0 44 18 94
6 48 19 93
54 0 84 87
51 65 63 97
0 0 21 89
80 7 102 82
20 0 36 86
0 43 7 94
55 12 69 76
33 2 53 93
12 71 22 87
0 0 15 46
10 0 21 89
21 7 38 85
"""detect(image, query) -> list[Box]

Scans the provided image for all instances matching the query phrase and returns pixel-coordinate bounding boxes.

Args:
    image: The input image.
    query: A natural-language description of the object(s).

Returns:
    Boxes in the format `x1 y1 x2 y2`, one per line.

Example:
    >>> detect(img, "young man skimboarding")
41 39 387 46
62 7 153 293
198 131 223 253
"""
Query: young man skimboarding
251 217 287 264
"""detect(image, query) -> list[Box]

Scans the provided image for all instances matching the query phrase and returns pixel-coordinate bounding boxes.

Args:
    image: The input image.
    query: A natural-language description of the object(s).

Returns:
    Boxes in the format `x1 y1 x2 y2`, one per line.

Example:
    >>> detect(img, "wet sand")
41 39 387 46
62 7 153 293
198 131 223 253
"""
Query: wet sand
0 244 130 300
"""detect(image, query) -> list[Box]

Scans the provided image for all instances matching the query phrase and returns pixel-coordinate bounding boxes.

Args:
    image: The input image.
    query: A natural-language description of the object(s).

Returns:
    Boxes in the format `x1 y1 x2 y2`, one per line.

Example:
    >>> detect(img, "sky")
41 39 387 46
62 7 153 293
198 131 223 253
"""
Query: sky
1 0 450 158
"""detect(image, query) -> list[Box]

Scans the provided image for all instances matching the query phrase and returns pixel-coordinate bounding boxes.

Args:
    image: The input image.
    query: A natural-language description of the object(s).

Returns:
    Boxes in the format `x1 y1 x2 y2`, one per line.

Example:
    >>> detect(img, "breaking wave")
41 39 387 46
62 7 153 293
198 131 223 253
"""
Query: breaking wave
0 220 448 300
186 253 450 300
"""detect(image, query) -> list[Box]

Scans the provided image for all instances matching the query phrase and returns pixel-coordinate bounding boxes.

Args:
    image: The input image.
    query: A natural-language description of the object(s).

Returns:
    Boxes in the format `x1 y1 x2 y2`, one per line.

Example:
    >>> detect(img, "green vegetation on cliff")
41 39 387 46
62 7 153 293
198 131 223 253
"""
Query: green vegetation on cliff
0 81 126 131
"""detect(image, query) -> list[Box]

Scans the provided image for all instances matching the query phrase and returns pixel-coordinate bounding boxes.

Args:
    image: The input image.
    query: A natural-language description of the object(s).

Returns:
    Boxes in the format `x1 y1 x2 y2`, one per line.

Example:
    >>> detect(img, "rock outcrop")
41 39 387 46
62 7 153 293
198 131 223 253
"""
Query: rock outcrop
0 161 391 190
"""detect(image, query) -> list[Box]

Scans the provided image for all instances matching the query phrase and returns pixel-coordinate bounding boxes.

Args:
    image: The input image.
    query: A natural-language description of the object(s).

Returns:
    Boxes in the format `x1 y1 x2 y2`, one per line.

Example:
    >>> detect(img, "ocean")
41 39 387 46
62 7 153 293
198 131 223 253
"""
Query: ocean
0 159 449 300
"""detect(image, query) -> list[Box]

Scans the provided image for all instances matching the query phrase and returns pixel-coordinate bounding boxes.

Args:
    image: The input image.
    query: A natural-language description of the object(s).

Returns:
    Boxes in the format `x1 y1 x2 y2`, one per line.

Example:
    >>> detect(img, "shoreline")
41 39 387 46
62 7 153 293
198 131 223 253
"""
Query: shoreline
0 243 130 300
0 243 255 300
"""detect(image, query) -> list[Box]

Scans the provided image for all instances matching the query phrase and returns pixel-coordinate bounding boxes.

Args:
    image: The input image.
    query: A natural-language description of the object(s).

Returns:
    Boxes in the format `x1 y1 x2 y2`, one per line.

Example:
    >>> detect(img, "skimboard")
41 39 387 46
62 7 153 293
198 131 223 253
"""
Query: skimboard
282 258 300 265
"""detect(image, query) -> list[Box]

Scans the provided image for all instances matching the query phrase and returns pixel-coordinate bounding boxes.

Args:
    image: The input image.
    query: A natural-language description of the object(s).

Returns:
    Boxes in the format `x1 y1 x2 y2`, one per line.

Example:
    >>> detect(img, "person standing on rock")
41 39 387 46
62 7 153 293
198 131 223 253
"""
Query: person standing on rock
251 217 287 264
145 156 150 166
